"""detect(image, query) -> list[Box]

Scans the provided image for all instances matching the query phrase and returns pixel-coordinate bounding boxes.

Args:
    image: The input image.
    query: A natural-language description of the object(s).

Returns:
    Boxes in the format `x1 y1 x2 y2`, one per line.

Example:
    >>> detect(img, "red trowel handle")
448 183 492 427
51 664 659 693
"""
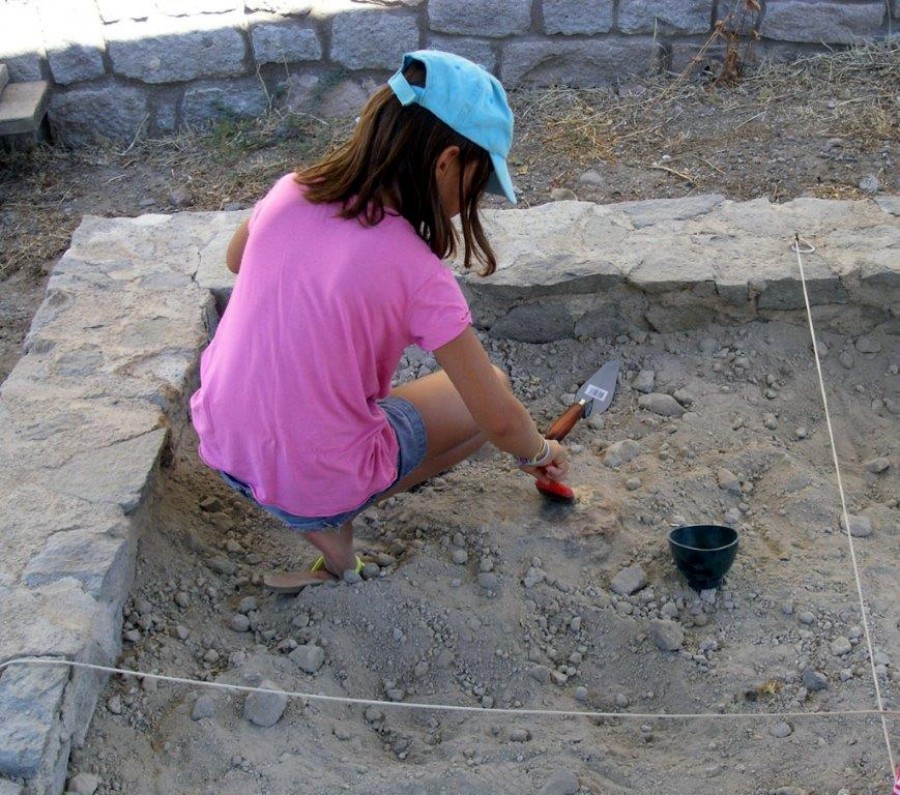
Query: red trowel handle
534 401 584 504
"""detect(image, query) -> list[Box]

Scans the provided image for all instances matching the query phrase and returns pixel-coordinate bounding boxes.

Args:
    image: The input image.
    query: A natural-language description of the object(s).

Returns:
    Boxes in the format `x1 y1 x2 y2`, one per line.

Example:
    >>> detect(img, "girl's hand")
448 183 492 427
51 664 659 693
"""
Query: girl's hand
519 439 569 481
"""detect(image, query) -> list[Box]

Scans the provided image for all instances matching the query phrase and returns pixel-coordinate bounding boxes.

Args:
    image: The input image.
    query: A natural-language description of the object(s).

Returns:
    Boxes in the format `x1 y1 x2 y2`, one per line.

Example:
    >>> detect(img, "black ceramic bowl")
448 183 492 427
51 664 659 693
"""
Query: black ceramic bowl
668 524 739 590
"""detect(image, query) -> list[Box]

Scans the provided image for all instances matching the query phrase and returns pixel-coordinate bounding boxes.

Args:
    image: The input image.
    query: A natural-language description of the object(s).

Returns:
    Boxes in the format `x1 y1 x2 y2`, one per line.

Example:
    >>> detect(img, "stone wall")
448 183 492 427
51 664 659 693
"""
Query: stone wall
0 0 896 145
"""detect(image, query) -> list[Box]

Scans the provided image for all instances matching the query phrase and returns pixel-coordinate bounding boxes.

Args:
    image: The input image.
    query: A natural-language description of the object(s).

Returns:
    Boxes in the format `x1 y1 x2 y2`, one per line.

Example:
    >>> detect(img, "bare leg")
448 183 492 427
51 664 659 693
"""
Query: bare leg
304 521 357 576
380 366 506 499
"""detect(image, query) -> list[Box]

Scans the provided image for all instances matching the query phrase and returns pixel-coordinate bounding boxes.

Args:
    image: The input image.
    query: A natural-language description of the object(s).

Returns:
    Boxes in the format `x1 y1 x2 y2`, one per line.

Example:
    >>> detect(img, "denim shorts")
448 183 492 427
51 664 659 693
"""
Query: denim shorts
220 395 427 532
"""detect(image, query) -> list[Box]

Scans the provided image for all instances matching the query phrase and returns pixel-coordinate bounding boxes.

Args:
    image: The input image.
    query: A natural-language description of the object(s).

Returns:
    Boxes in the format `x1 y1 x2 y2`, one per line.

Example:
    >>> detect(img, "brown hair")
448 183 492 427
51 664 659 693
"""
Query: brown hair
295 62 497 276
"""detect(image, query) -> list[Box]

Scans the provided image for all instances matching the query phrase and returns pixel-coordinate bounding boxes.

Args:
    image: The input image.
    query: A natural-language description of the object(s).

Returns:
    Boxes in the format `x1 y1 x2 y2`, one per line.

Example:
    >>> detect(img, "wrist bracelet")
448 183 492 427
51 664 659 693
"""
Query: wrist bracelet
516 439 552 468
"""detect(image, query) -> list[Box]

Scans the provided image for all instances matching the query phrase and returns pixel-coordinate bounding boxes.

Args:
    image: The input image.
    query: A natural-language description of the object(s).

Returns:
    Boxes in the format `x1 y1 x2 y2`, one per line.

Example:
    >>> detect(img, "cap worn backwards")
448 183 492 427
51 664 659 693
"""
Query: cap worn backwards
387 49 517 205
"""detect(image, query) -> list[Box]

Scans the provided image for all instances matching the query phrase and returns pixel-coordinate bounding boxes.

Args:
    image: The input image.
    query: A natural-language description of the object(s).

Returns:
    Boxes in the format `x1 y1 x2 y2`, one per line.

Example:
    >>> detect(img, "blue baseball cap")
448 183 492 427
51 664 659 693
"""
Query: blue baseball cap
388 50 517 205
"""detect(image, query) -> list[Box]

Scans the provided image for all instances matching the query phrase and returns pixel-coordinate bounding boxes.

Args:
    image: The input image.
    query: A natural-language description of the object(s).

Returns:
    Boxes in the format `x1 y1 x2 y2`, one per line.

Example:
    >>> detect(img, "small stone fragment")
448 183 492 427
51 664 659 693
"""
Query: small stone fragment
604 439 641 467
610 565 647 596
192 694 216 720
650 619 684 651
638 393 685 418
290 644 326 674
769 721 793 738
538 769 580 795
243 680 288 727
841 514 873 538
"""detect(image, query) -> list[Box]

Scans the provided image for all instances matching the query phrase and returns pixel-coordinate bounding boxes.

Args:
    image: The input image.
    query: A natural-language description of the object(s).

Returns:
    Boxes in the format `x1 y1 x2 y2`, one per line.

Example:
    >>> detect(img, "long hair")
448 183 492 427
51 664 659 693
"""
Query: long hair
295 62 498 276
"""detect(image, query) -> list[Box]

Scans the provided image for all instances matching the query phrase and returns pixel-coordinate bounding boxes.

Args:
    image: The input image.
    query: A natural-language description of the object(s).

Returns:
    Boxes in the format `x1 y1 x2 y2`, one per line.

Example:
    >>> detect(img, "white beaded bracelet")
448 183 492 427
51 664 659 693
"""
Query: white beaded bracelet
516 439 552 468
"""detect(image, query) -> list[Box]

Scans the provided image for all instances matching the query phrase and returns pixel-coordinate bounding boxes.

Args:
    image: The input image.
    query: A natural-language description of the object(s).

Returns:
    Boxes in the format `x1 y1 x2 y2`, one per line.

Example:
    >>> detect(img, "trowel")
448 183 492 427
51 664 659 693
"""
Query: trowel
535 360 620 503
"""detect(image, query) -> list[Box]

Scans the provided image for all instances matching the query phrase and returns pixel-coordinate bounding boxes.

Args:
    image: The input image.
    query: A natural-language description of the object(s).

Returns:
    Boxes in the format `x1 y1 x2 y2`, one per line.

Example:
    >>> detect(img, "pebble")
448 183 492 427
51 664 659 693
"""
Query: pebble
858 174 880 194
451 549 469 565
229 614 251 633
477 572 499 591
174 591 190 608
717 468 742 495
604 439 641 467
67 773 101 795
625 477 642 491
838 350 855 368
237 597 257 613
573 686 588 702
550 187 577 201
509 728 531 742
523 567 546 588
243 680 287 727
538 770 580 795
801 668 828 692
650 619 684 651
638 392 685 418
831 637 852 656
191 694 216 720
769 721 793 738
841 514 873 538
610 565 647 596
865 457 890 473
290 644 326 674
855 334 882 354
632 370 656 393
529 665 552 683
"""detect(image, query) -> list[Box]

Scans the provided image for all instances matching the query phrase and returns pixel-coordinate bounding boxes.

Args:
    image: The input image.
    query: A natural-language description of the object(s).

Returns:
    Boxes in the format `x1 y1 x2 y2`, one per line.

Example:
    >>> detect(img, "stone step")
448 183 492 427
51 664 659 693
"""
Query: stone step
0 80 50 136
0 63 9 95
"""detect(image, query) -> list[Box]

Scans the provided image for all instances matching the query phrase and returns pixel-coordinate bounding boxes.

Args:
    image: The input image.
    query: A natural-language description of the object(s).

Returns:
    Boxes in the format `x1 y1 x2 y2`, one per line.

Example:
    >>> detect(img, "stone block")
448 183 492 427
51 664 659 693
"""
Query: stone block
251 23 322 64
50 428 169 513
0 664 68 780
425 37 497 73
108 17 247 83
488 299 576 342
0 82 49 136
40 0 107 85
0 64 8 95
543 0 614 35
0 4 45 81
23 528 134 601
331 9 420 70
182 78 270 127
428 0 531 37
761 1 886 44
94 0 156 23
618 0 711 34
155 0 242 13
49 85 147 146
501 38 660 87
247 0 314 13
617 194 725 228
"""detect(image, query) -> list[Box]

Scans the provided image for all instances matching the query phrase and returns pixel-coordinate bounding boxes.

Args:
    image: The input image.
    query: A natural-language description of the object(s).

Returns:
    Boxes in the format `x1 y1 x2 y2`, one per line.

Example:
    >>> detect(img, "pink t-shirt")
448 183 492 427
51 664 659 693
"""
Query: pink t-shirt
190 174 472 515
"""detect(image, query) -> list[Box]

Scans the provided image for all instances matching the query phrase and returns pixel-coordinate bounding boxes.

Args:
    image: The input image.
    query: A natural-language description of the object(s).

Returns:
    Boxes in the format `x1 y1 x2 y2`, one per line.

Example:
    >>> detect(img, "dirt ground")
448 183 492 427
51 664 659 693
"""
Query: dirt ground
1 45 898 795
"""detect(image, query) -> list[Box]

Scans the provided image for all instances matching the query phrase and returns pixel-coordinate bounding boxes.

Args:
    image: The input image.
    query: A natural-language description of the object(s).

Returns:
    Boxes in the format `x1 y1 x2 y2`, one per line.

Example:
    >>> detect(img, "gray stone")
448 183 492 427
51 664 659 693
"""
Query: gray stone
650 619 684 651
331 10 419 70
191 695 216 720
619 0 711 34
182 79 270 128
841 514 873 538
769 721 793 738
243 680 288 727
425 37 497 72
67 772 101 795
23 528 133 601
251 23 321 65
502 39 658 87
717 468 741 496
800 669 828 692
831 637 852 656
41 0 106 85
289 644 326 673
543 0 614 35
538 769 580 795
865 457 890 474
429 0 531 37
0 664 69 778
632 370 655 393
762 1 886 44
246 0 314 13
489 301 575 343
49 86 148 146
604 439 641 468
610 565 647 596
638 392 685 418
108 18 246 83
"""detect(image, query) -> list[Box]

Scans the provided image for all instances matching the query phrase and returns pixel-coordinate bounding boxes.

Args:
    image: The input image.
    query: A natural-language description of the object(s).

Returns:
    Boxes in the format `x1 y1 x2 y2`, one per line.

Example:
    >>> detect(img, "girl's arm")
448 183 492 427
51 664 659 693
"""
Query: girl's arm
226 219 250 274
434 327 568 481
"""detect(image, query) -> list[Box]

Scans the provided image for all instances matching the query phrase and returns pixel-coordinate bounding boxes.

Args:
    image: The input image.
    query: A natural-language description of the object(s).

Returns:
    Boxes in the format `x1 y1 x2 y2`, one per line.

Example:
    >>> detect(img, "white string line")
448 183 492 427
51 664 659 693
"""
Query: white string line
2 657 899 723
791 233 896 775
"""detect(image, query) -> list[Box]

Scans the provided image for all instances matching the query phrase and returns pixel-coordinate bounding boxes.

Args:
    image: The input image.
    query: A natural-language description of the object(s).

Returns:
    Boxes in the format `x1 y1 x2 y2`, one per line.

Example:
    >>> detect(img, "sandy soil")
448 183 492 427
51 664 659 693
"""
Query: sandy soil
0 46 897 795
67 321 899 795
